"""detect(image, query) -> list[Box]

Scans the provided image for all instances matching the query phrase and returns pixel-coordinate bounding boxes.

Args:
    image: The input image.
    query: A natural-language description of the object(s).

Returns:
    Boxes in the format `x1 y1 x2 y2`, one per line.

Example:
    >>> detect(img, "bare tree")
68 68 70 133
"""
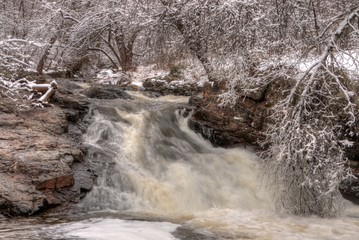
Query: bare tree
0 0 61 104
157 0 267 83
62 0 156 72
261 6 359 217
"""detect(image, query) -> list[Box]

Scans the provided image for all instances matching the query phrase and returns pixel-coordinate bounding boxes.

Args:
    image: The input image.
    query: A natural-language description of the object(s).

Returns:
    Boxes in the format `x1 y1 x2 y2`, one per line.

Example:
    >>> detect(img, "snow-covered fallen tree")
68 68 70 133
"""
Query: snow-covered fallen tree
0 77 58 107
0 28 57 107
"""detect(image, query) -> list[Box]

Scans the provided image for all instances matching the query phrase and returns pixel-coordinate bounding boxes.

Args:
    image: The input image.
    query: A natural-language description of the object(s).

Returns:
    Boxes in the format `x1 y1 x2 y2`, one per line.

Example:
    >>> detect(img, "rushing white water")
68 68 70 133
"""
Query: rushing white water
1 92 358 240
81 93 270 216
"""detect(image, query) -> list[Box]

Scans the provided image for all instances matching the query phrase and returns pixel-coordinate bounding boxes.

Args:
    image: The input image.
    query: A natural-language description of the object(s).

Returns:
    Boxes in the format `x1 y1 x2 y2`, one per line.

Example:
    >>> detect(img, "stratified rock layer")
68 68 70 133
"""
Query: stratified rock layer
0 80 93 216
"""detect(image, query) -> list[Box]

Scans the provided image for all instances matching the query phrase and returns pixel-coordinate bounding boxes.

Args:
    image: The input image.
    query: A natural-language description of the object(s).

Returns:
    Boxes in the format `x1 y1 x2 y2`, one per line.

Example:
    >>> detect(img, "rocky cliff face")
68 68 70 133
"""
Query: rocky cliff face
188 79 292 148
0 80 93 216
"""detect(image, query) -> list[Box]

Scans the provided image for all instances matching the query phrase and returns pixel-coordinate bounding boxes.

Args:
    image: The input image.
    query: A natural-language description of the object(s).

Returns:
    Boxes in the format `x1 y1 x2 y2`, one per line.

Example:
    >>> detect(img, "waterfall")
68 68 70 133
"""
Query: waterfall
81 93 271 214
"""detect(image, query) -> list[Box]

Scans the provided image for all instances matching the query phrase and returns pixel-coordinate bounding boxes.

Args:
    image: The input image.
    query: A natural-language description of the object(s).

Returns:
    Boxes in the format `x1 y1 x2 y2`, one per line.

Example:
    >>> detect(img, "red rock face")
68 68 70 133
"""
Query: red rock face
35 174 75 190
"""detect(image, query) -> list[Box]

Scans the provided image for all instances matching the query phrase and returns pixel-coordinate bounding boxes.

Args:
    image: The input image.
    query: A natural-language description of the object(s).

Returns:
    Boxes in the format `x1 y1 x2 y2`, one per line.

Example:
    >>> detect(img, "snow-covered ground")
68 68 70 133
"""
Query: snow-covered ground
94 63 209 89
271 51 359 77
54 218 179 240
129 65 168 83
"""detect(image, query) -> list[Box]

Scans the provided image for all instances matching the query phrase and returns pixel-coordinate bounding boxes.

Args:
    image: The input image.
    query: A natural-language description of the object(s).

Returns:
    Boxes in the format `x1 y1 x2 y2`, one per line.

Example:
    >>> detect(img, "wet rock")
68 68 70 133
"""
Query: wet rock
45 70 73 79
71 163 94 192
143 78 167 90
54 163 94 203
34 174 74 190
188 98 265 148
0 173 46 216
340 178 359 205
84 85 132 99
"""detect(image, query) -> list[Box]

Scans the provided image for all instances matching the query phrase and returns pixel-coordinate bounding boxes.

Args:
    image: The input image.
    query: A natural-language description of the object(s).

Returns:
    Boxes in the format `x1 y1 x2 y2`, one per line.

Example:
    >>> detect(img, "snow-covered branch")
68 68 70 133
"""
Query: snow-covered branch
262 6 359 217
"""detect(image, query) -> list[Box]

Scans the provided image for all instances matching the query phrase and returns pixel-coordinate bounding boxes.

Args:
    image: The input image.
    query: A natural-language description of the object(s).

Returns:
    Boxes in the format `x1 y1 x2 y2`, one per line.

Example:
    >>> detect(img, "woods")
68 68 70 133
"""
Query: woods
1 0 359 217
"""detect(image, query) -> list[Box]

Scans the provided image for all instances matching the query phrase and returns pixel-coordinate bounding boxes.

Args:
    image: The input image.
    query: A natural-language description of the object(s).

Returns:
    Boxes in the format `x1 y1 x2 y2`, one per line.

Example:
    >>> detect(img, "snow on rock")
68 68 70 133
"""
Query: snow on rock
93 64 208 96
129 65 168 83
131 81 143 88
95 69 131 86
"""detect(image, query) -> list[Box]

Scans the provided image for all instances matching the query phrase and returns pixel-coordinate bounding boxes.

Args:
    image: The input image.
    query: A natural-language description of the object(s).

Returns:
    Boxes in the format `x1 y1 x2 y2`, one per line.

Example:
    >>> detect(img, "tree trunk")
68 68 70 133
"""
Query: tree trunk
36 36 56 75
115 28 140 72
174 18 217 83
119 51 134 72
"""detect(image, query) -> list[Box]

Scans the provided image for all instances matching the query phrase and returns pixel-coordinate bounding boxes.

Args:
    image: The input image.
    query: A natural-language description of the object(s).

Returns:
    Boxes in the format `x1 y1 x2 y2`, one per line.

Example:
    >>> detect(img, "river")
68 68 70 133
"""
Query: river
1 92 359 239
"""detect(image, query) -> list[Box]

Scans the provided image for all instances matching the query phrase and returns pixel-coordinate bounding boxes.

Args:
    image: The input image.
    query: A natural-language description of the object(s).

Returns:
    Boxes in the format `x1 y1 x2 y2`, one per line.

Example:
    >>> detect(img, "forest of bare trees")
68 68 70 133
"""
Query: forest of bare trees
1 0 359 217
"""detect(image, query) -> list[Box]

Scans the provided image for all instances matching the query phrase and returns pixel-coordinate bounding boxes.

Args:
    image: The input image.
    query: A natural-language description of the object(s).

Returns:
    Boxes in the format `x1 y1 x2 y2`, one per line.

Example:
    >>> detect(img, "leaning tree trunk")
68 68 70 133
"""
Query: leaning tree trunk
174 19 218 85
36 36 56 75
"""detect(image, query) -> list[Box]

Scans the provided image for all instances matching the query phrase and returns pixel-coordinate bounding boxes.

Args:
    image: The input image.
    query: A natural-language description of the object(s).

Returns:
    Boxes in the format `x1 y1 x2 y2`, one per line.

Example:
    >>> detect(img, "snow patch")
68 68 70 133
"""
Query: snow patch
132 81 143 87
55 218 179 240
94 63 209 89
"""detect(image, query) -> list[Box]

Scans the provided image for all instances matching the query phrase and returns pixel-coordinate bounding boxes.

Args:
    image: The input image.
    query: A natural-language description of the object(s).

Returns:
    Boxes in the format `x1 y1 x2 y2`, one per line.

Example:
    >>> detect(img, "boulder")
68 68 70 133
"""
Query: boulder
95 69 131 87
84 85 132 100
0 174 46 216
54 163 94 203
